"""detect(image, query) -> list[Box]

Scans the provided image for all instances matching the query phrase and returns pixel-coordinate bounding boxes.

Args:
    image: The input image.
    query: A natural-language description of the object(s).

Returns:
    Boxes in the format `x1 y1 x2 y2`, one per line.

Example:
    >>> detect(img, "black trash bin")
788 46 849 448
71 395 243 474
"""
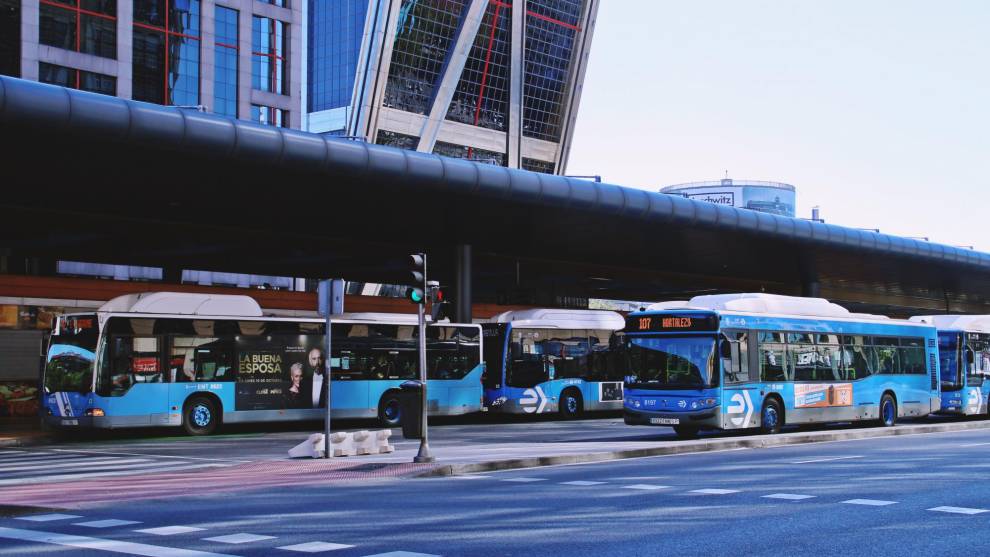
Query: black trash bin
399 380 423 439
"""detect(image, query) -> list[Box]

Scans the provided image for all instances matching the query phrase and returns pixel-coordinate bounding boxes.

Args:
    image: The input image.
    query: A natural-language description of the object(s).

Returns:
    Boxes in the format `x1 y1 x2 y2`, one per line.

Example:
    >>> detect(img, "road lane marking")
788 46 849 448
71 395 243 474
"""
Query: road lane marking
622 484 669 491
0 463 228 486
842 499 898 506
960 442 990 447
0 450 27 454
361 553 441 557
50 448 249 464
75 519 143 528
0 457 153 473
928 506 989 515
136 526 206 536
204 533 277 544
762 493 816 500
561 481 607 486
278 541 355 552
501 478 546 483
15 513 82 522
792 456 863 464
690 488 740 495
450 475 491 480
0 526 238 557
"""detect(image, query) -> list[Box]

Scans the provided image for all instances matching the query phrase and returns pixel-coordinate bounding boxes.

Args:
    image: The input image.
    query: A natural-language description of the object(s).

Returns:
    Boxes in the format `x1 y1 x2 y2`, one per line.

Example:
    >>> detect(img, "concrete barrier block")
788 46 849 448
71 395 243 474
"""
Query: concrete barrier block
288 429 392 458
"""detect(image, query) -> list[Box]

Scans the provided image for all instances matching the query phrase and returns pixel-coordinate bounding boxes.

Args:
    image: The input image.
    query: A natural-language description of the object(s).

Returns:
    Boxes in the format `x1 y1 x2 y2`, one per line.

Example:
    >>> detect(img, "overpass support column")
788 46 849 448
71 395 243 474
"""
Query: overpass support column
455 244 473 322
802 280 821 298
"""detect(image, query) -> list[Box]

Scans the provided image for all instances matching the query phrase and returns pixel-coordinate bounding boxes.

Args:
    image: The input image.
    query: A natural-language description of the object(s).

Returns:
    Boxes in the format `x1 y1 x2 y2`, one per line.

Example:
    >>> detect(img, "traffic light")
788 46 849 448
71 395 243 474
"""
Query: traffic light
406 254 426 304
406 287 425 304
409 254 426 285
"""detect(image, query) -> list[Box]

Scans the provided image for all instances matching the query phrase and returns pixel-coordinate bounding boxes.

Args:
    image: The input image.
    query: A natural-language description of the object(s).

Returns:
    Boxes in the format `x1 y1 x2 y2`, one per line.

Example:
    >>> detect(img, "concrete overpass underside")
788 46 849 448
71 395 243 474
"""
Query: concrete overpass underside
2 75 989 317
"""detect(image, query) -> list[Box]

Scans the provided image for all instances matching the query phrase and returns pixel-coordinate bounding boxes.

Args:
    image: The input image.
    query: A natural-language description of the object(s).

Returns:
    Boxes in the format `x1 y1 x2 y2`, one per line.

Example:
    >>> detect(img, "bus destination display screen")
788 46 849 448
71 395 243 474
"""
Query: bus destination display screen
625 313 719 333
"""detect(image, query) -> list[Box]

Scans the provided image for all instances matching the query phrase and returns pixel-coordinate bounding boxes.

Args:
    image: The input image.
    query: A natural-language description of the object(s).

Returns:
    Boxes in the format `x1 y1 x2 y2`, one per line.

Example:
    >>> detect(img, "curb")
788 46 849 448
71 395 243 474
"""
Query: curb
417 419 990 477
0 434 57 448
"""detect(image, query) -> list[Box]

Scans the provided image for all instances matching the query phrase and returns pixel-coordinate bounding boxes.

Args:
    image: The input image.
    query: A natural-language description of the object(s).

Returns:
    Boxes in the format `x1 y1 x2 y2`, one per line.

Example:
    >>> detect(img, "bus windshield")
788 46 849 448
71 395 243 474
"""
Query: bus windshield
939 334 961 390
44 314 99 394
626 335 716 389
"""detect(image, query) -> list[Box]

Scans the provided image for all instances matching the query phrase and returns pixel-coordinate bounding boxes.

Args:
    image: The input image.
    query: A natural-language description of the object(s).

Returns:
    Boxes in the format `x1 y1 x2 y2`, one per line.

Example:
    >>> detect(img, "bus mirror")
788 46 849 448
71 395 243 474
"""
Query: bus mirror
719 339 732 359
966 348 975 365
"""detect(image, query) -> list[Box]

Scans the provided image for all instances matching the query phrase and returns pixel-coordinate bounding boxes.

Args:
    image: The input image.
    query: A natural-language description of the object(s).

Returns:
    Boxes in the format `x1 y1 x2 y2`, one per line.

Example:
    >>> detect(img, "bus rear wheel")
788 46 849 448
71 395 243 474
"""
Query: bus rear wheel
183 396 219 436
378 392 403 428
560 389 583 419
879 394 897 427
760 398 783 435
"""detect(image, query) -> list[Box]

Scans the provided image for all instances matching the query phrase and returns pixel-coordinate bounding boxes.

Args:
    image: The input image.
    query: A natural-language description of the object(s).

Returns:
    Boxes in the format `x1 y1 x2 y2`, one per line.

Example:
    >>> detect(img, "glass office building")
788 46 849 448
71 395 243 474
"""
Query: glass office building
0 0 303 128
305 0 600 175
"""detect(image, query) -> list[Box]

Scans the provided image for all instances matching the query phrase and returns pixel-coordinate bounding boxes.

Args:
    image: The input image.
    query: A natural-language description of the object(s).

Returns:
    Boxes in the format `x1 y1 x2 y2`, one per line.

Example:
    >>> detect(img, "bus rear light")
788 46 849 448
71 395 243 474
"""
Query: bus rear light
84 408 105 417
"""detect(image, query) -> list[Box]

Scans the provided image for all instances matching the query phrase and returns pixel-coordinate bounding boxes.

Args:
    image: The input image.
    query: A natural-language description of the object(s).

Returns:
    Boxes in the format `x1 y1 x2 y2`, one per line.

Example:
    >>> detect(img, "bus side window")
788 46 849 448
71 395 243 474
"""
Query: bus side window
841 336 874 380
723 331 749 383
107 336 162 395
758 332 788 382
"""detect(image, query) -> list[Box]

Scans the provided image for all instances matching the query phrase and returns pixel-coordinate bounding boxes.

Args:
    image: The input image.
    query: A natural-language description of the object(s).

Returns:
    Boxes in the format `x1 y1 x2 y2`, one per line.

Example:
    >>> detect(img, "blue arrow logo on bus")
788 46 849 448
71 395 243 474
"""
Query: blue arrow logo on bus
521 386 548 414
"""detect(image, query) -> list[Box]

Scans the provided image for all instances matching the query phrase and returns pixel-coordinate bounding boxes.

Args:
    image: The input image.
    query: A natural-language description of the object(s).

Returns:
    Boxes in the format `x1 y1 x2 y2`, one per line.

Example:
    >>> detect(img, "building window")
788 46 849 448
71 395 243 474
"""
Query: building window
39 62 116 95
434 141 505 166
307 0 367 113
375 130 418 150
251 104 287 127
446 0 511 131
383 0 466 115
39 0 117 59
522 157 555 174
261 0 287 7
252 16 288 95
523 0 583 142
0 0 20 77
132 0 200 106
213 6 238 117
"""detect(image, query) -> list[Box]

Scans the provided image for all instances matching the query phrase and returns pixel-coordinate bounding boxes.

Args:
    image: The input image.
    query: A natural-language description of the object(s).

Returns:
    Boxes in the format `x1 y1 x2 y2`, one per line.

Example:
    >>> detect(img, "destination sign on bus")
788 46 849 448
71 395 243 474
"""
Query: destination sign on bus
625 313 719 333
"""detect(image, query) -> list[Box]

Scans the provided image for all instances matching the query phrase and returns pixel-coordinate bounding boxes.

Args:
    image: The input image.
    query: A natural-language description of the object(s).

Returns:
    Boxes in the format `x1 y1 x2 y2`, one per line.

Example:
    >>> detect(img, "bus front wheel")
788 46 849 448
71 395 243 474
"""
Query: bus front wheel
378 392 403 428
183 396 219 436
879 394 897 427
560 389 583 419
760 398 783 435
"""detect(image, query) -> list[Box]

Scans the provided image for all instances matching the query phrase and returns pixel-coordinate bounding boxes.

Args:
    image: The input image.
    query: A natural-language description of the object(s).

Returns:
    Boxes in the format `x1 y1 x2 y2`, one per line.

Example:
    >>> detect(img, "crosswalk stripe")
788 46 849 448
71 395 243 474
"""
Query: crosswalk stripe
762 493 816 500
500 478 546 483
15 514 82 522
0 453 68 464
75 519 143 528
278 541 354 552
135 526 207 536
0 458 153 473
0 526 239 557
203 533 277 544
690 488 740 495
0 463 228 486
361 553 441 557
622 484 669 491
561 480 606 486
928 506 989 515
841 499 898 506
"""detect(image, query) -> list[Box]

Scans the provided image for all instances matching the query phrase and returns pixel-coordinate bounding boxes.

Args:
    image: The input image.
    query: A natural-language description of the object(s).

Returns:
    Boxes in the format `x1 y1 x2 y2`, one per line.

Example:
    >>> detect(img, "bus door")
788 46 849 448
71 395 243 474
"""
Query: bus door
505 328 551 413
965 334 988 414
168 335 236 420
719 330 760 430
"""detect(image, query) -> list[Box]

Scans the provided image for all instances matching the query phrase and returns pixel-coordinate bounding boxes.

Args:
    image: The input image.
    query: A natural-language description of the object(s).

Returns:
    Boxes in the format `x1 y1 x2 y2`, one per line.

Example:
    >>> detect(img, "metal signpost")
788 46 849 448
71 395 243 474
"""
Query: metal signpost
318 279 345 459
410 254 435 463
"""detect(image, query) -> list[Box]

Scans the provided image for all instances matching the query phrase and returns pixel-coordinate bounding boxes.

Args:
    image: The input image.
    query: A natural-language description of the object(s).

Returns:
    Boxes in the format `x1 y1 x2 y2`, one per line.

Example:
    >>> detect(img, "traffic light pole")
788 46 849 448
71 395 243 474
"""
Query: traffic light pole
414 254 435 463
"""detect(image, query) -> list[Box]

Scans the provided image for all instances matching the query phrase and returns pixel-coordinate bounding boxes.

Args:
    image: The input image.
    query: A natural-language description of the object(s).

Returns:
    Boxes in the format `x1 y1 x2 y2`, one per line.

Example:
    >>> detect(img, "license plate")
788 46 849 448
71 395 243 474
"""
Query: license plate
62 419 78 426
650 417 679 425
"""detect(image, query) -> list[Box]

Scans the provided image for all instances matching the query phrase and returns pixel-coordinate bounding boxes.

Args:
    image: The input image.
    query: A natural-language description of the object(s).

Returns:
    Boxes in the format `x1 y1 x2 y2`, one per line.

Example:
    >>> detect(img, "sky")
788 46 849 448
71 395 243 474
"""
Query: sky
566 0 990 251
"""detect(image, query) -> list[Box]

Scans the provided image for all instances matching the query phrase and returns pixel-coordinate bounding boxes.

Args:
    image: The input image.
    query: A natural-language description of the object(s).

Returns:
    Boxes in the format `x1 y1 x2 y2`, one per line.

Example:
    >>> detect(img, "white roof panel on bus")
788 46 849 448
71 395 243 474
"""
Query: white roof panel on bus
645 293 889 321
98 292 263 317
491 308 625 330
910 315 990 334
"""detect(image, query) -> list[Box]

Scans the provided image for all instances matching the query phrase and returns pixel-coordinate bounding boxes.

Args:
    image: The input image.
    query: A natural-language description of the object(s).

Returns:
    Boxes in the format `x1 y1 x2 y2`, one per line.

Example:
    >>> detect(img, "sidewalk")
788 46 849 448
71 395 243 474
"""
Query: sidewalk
347 419 990 476
0 418 53 448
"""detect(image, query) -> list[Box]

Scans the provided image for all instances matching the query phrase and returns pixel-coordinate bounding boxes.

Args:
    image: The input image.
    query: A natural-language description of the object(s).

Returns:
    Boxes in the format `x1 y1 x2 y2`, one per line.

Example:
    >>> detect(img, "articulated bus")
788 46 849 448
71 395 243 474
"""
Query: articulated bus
910 315 990 417
622 293 940 438
43 292 483 435
482 309 626 417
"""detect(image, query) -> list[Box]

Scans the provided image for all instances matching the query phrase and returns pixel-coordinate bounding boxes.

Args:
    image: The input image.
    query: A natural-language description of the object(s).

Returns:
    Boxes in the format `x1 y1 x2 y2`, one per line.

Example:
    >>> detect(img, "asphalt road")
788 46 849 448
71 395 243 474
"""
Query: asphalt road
2 426 990 556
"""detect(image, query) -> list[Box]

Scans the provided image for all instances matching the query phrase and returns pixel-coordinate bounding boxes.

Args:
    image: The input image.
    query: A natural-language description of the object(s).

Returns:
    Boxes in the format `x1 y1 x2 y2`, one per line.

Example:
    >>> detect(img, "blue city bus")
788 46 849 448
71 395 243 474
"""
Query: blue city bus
910 315 990 417
482 309 626 417
42 292 483 435
622 294 940 438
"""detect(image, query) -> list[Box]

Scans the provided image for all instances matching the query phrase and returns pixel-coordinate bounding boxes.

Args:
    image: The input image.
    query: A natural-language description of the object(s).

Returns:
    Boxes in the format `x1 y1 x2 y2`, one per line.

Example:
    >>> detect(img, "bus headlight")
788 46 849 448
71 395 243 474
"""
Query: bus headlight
84 408 105 417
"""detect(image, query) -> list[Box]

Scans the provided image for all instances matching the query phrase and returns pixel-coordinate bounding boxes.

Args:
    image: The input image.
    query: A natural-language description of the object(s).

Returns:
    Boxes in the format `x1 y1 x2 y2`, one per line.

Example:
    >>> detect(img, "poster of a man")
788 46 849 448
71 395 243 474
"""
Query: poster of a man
301 347 327 408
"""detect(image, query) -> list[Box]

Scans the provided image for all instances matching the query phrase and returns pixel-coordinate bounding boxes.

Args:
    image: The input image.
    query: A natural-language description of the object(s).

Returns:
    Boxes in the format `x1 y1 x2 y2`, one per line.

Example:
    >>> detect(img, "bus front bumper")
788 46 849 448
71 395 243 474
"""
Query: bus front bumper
623 407 719 428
